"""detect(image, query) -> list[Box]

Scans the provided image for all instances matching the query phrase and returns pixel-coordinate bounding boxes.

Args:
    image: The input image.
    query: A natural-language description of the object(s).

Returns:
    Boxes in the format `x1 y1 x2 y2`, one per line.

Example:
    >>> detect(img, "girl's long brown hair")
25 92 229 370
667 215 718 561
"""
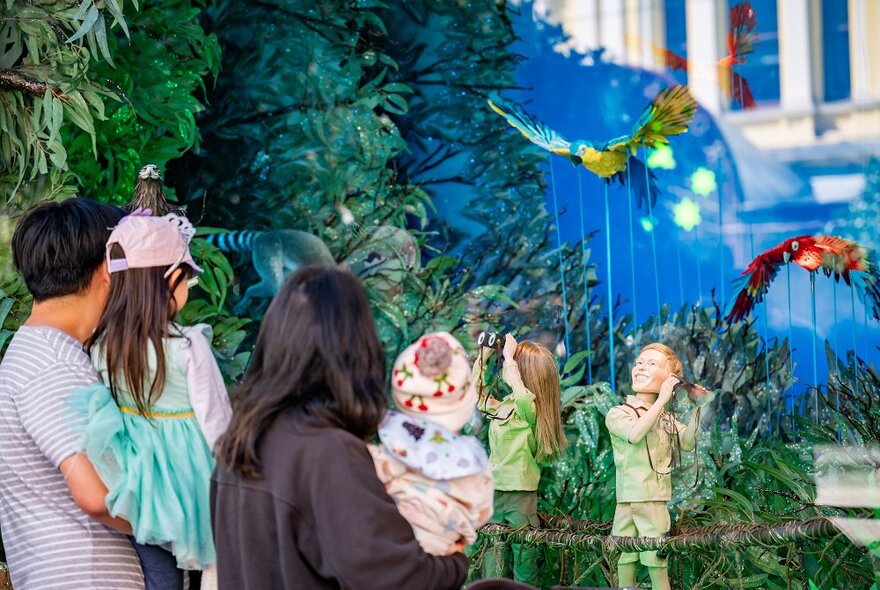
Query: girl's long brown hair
515 341 568 464
215 266 387 480
86 244 190 415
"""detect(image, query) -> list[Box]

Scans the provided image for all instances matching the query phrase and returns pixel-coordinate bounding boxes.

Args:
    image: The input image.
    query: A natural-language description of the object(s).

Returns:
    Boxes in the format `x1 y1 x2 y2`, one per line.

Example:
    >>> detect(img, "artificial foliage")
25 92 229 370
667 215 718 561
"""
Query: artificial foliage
0 0 218 206
470 304 878 589
63 0 220 205
169 0 591 362
1 0 880 585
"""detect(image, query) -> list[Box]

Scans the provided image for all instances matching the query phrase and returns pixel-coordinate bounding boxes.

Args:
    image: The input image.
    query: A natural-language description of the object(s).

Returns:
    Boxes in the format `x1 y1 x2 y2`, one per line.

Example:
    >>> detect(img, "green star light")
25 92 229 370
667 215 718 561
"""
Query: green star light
673 197 702 231
690 167 717 196
648 144 676 170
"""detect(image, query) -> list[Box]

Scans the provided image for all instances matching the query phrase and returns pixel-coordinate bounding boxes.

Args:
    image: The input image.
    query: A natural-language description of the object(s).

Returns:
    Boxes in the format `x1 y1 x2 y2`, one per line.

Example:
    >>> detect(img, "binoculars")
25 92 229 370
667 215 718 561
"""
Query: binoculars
476 331 503 352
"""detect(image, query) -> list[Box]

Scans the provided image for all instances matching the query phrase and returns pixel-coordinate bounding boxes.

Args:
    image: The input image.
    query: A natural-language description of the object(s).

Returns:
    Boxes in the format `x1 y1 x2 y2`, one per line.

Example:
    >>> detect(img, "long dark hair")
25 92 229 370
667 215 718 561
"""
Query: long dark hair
216 266 387 479
86 243 191 415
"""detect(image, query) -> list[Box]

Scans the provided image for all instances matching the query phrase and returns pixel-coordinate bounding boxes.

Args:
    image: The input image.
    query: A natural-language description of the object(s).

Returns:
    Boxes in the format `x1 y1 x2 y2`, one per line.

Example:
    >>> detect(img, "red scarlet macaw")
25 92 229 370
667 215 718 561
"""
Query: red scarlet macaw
655 2 759 109
725 235 880 323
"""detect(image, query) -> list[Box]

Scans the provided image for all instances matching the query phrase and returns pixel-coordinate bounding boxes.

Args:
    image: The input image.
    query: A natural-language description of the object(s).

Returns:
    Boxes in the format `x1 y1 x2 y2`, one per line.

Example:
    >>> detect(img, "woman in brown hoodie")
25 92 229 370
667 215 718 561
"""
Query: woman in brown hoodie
211 266 468 590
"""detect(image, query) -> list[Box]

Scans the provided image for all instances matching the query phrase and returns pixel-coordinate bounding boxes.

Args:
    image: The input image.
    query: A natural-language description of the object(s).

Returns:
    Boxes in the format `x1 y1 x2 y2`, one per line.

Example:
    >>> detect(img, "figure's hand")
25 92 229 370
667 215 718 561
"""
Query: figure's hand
658 375 678 405
503 333 518 362
451 540 467 554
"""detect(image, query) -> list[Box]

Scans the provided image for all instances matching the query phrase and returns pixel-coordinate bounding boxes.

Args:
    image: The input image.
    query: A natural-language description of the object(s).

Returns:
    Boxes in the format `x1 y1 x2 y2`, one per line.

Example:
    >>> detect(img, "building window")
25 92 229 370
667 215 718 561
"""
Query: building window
821 0 851 103
662 0 688 85
728 0 780 110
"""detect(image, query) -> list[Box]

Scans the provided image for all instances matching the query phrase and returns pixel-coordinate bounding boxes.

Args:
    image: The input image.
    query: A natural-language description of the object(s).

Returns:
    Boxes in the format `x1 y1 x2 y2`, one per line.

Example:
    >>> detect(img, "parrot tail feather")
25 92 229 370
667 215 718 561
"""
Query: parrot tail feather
725 275 757 323
611 155 659 209
852 267 880 322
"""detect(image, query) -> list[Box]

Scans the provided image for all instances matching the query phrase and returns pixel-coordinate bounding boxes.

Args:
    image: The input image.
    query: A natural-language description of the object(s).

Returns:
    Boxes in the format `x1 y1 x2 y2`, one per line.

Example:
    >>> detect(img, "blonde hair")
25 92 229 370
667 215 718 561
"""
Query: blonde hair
514 341 568 464
639 343 682 377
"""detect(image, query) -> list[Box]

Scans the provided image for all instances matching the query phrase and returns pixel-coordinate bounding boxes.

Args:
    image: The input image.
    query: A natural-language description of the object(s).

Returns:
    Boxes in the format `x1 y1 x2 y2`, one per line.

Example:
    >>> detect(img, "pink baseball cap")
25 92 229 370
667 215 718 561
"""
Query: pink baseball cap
106 210 204 277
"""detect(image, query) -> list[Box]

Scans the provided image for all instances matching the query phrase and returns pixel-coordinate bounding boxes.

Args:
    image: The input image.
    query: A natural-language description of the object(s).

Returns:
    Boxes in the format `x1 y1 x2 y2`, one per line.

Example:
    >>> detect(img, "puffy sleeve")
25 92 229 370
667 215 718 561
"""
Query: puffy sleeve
182 324 232 449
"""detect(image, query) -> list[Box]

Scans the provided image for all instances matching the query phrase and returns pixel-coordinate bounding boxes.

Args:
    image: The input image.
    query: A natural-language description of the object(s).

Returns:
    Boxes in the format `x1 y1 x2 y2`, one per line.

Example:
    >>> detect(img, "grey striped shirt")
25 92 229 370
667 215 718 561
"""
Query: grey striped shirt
0 326 143 589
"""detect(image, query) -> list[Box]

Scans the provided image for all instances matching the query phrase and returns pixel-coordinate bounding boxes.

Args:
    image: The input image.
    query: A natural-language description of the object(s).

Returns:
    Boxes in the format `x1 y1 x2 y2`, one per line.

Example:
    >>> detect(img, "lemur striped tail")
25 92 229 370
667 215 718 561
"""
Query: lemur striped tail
204 231 261 252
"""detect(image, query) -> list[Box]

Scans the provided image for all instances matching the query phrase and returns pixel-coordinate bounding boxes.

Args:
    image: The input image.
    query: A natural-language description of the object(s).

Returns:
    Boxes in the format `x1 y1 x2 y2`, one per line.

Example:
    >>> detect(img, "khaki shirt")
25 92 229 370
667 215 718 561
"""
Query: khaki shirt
605 395 686 503
474 359 540 491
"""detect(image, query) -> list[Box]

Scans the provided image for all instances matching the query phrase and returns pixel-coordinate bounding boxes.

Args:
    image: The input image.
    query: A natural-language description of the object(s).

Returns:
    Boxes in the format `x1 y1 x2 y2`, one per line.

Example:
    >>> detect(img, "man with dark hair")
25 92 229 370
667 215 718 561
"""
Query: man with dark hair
0 198 144 589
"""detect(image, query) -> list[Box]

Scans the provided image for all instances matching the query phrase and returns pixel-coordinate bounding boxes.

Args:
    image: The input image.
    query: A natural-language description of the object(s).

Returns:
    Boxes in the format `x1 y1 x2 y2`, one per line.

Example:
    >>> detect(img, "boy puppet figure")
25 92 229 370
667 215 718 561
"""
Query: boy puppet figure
605 343 705 590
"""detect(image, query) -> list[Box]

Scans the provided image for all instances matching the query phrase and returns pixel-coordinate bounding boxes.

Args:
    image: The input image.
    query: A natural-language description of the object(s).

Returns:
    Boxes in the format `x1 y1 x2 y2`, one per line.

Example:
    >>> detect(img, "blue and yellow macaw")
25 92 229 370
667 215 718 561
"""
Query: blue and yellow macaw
488 84 697 207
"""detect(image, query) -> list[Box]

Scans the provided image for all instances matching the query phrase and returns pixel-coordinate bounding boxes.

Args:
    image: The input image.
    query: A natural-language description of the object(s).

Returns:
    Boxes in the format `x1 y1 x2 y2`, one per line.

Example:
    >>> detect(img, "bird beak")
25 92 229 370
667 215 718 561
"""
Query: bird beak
570 155 582 166
783 251 791 263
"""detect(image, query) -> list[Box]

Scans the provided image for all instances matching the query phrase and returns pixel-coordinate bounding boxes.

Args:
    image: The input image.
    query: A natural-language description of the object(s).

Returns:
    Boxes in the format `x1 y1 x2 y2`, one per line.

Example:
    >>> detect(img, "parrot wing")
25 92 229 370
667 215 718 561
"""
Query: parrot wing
488 95 571 155
652 43 689 72
729 71 756 109
603 85 697 154
725 241 789 322
727 2 758 61
813 235 869 284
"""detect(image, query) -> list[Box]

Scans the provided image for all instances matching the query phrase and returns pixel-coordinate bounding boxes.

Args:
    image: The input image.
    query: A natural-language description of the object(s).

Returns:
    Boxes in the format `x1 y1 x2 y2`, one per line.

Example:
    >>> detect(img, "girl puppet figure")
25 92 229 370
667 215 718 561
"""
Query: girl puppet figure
369 332 494 555
474 334 568 585
605 343 708 590
71 211 232 590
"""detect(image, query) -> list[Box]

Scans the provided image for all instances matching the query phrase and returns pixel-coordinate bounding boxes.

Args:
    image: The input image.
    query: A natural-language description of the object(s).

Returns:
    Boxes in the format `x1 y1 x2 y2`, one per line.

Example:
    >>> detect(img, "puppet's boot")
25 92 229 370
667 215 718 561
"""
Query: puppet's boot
647 565 671 590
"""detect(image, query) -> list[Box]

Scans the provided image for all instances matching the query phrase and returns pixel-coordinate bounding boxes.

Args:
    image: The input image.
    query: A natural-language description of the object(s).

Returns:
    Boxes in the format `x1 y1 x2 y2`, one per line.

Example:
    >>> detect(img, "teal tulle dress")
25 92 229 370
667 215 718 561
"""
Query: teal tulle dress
69 325 218 570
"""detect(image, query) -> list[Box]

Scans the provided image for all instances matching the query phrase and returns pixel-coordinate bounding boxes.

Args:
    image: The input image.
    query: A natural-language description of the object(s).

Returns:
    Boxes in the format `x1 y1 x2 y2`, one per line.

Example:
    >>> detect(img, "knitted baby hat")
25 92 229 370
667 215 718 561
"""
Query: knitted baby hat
391 331 476 432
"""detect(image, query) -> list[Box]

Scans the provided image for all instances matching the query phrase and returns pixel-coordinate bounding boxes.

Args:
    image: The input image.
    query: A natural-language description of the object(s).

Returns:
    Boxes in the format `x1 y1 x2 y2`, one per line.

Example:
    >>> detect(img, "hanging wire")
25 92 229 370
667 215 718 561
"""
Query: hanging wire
717 162 726 307
786 264 795 433
850 285 860 400
549 158 572 358
810 271 819 423
577 169 593 383
626 165 639 333
833 279 841 442
675 237 685 305
642 139 661 339
748 223 772 431
695 224 704 305
603 181 616 389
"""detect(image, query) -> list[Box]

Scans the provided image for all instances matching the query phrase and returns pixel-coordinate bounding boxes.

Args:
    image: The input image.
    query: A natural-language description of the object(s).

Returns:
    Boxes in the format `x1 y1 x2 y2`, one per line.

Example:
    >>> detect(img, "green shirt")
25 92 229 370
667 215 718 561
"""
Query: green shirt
605 395 686 503
479 360 540 491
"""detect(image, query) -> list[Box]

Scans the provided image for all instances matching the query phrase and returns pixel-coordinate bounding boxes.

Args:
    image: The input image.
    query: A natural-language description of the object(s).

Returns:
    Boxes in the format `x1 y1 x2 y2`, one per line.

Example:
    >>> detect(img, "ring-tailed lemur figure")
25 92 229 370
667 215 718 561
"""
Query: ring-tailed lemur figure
205 230 336 314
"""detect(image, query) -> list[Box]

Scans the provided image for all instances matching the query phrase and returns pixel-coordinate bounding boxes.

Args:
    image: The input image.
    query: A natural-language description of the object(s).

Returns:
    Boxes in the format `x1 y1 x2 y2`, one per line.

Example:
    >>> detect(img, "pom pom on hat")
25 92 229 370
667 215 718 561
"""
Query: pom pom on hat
392 332 476 432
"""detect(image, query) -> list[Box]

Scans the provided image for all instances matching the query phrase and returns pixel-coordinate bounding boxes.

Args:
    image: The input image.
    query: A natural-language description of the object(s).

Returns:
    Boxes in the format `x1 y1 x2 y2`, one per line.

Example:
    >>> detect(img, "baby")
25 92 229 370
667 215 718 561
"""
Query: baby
369 332 494 555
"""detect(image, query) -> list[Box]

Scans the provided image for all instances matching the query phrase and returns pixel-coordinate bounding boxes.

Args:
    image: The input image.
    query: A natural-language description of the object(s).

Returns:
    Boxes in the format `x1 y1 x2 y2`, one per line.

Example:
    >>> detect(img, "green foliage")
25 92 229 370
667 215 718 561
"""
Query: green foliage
64 0 220 205
171 0 537 361
0 0 137 201
386 0 598 350
0 1 217 205
469 305 875 589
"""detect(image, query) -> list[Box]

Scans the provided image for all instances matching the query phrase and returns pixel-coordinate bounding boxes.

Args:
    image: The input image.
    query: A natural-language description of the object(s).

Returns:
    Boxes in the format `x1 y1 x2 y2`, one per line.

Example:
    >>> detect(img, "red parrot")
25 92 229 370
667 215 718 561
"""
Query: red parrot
725 235 880 323
654 2 758 109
